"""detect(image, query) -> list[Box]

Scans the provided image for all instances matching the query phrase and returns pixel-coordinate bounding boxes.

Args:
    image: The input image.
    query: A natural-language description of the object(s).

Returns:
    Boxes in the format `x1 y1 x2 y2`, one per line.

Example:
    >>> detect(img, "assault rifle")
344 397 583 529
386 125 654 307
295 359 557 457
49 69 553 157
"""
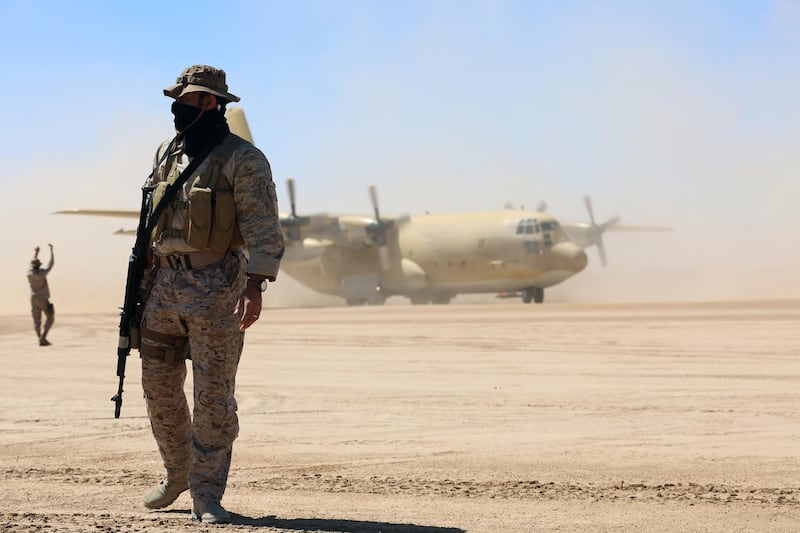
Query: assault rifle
112 131 226 418
112 182 155 418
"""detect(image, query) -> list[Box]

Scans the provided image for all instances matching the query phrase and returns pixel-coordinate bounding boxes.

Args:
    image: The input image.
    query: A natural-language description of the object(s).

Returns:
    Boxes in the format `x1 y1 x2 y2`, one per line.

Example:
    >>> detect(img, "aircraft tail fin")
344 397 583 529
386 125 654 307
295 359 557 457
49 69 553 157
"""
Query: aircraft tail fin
225 106 254 144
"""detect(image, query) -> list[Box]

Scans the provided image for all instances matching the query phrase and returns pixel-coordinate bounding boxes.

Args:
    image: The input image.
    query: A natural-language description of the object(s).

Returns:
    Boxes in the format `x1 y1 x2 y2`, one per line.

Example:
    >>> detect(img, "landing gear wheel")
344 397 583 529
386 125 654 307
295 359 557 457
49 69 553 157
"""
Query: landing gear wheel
533 287 544 303
522 288 534 304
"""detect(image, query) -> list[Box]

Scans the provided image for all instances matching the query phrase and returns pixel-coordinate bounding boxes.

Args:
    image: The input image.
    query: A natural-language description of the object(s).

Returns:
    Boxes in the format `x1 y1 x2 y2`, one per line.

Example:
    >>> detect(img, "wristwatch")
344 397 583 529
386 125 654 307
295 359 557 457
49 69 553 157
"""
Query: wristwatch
247 276 268 292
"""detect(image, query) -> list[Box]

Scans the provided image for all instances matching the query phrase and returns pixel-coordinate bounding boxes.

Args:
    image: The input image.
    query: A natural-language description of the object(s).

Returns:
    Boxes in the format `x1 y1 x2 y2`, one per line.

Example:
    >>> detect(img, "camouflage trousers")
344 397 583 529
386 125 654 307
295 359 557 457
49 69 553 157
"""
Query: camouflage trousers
140 253 246 504
30 296 54 338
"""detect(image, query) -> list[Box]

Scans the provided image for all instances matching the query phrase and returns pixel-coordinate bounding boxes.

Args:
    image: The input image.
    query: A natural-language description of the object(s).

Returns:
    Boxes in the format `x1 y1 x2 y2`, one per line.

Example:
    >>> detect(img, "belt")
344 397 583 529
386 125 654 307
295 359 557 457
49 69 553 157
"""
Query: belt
158 249 226 270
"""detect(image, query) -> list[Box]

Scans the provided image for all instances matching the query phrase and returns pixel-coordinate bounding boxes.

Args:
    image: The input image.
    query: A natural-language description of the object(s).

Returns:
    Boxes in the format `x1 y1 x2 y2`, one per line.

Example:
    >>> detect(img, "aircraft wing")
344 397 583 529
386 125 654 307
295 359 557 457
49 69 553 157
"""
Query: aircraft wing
53 208 139 218
281 213 379 246
281 211 413 250
52 209 139 235
52 208 394 245
279 213 400 262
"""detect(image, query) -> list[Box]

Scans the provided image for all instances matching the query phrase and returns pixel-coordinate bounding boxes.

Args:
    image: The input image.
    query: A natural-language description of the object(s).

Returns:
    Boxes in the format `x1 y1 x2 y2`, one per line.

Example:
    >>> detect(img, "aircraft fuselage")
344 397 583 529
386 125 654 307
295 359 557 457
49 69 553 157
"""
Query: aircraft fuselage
280 209 587 304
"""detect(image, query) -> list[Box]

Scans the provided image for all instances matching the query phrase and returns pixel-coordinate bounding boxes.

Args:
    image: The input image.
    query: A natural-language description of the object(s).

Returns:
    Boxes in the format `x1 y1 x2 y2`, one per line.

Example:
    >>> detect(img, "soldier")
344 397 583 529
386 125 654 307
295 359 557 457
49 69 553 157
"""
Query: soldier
27 244 55 346
139 65 284 524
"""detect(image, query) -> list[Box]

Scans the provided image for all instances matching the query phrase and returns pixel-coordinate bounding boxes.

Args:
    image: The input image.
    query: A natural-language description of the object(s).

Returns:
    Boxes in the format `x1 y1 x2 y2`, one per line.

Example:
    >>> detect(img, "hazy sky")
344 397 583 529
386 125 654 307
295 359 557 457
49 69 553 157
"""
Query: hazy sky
2 1 799 314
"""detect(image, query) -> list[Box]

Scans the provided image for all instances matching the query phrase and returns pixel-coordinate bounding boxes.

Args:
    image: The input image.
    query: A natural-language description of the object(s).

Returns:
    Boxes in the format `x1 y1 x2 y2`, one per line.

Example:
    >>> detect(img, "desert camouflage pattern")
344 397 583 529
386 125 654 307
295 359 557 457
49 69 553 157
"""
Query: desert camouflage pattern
28 255 54 338
163 64 240 103
140 130 283 505
149 135 284 280
140 253 245 504
27 255 53 299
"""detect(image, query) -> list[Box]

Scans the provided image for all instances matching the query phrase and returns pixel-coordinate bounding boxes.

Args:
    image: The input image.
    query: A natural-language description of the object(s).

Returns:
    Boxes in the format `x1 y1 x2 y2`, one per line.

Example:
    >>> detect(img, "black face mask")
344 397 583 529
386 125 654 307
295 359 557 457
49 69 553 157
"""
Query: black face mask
171 101 229 156
171 101 204 133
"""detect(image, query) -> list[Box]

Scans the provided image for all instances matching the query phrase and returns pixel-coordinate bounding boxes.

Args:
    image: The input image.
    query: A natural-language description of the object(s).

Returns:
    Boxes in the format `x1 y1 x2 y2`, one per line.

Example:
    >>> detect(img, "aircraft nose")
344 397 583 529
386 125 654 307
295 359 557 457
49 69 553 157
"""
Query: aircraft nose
549 242 588 273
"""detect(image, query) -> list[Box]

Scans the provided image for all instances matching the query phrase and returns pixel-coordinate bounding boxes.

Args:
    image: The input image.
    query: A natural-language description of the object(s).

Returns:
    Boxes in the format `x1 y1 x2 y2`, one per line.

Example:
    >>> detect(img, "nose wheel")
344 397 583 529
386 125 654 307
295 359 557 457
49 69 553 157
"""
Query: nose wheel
522 287 544 304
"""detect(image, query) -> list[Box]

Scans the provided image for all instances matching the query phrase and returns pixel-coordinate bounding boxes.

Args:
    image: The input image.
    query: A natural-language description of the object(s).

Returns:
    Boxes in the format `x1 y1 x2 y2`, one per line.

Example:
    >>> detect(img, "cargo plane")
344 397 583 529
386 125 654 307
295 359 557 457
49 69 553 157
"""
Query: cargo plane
56 107 670 305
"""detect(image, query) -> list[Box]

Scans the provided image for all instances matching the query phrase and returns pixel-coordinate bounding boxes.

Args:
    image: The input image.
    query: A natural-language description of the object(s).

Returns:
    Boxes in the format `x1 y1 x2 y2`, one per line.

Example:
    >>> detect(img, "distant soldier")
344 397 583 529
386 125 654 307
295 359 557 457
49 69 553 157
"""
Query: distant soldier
138 64 284 524
27 244 55 346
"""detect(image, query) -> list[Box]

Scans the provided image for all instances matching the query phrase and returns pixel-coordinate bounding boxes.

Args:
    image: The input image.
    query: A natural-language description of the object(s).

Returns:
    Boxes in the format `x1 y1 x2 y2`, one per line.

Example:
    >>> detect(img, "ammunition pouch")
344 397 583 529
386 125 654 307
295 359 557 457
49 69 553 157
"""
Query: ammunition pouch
152 134 246 252
139 327 189 363
150 181 172 244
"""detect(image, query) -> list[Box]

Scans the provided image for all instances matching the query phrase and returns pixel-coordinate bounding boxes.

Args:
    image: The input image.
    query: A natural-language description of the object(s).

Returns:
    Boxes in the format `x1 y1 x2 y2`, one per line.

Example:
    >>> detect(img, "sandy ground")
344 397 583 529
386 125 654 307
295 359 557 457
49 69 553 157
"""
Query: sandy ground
1 300 800 532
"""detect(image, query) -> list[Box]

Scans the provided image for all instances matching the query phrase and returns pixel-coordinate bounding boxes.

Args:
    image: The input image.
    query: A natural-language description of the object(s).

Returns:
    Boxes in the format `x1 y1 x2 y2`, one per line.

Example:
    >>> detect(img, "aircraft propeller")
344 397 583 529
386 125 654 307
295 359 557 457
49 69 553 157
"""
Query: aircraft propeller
280 178 310 242
365 185 395 247
582 194 620 267
363 184 413 272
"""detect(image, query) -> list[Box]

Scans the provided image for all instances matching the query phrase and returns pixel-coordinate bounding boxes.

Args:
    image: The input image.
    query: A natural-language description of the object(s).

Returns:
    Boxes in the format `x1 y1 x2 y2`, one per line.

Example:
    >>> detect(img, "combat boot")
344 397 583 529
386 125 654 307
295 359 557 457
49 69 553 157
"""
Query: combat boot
39 336 51 346
191 500 231 524
143 478 188 509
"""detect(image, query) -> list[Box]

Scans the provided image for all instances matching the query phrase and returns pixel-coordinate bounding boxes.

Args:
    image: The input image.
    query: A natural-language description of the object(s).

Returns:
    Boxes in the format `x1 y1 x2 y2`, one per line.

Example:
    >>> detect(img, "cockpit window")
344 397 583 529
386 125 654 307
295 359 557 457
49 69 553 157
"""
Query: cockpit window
515 218 541 235
540 221 560 232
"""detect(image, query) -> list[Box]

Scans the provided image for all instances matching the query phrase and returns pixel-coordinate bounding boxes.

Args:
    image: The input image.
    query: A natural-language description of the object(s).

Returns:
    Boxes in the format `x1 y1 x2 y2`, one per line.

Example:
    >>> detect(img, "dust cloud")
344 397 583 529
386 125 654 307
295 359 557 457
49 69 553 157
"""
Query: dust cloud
2 123 798 316
5 200 797 317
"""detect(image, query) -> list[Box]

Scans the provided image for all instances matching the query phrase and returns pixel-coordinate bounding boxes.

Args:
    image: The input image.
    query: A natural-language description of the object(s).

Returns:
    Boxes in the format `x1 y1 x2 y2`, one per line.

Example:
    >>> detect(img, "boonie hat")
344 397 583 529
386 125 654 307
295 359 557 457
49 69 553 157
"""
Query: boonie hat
164 64 240 102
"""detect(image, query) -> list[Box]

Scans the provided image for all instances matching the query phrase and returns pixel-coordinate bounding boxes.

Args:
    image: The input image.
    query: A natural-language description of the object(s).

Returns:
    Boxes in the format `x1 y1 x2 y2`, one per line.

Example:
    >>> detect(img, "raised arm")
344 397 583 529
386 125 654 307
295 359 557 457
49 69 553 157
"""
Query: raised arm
44 243 54 272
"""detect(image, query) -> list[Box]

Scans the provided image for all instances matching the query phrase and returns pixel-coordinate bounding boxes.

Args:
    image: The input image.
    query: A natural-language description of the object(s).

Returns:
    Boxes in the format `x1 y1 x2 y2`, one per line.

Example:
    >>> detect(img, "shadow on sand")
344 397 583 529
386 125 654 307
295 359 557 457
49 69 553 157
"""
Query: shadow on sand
158 510 464 532
232 515 465 532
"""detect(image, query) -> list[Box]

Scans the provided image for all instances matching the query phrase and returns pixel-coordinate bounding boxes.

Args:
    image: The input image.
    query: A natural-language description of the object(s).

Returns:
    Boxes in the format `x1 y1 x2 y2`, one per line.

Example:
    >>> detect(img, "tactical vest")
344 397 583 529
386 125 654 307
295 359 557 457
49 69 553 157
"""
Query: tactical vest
151 134 246 253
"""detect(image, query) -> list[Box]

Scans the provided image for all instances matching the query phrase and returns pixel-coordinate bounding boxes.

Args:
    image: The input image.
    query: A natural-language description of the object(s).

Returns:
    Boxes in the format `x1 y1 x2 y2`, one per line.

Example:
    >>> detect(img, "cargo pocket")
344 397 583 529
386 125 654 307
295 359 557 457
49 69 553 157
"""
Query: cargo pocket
187 186 212 249
209 189 235 253
150 181 170 242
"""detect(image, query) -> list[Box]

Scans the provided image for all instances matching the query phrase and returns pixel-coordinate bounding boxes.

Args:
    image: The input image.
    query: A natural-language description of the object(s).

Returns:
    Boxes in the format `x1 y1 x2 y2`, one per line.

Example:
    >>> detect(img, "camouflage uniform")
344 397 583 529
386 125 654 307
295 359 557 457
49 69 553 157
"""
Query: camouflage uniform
27 254 54 344
140 65 284 513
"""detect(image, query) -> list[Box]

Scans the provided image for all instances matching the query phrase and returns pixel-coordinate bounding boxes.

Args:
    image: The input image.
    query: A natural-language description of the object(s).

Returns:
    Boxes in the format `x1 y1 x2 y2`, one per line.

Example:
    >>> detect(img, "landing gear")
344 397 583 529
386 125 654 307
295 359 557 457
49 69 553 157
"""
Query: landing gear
431 294 452 305
522 288 533 303
522 287 544 304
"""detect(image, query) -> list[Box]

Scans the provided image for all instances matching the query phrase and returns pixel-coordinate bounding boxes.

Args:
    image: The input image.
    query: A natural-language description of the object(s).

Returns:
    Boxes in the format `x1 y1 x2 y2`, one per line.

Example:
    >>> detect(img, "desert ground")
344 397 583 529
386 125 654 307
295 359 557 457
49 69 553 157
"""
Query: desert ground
1 299 799 532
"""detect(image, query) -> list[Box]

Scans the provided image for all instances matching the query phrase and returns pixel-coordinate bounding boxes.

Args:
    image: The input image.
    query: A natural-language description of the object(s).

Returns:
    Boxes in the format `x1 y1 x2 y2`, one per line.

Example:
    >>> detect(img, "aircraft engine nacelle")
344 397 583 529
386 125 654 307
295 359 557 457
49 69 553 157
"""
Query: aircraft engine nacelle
546 242 588 275
283 238 332 262
378 258 427 293
397 258 427 292
337 216 383 247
